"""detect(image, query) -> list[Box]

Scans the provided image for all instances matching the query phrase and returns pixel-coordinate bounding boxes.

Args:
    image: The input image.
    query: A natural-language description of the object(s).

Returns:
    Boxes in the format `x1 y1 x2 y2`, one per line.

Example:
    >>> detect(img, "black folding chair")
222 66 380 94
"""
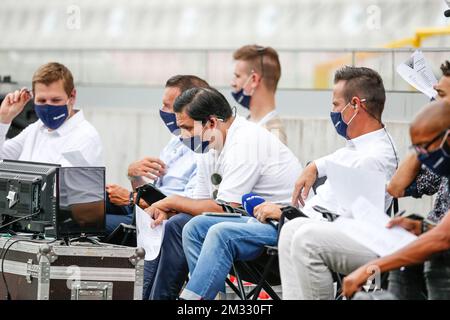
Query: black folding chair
222 174 397 300
219 202 307 300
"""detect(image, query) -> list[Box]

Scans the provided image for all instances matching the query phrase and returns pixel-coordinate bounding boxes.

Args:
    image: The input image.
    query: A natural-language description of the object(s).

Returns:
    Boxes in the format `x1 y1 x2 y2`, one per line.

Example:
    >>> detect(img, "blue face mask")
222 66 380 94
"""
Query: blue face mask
159 109 179 134
418 145 450 177
231 75 253 109
180 135 210 154
34 104 69 130
330 103 358 139
231 89 251 110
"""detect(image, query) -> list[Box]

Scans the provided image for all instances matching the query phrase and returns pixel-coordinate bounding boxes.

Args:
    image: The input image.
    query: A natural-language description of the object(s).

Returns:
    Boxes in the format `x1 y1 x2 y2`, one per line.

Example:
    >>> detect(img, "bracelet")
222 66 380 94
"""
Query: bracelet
129 192 135 206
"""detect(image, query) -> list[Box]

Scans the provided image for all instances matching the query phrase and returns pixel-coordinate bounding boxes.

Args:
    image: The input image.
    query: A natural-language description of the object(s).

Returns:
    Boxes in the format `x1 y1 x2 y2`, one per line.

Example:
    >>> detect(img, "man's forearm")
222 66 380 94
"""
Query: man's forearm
130 176 146 190
387 153 421 198
167 195 223 216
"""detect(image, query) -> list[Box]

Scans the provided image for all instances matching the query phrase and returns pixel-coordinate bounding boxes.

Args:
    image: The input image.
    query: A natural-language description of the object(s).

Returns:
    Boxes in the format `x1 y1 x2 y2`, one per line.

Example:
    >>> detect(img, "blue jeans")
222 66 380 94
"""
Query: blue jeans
142 255 160 300
105 199 133 235
180 215 278 300
145 213 193 300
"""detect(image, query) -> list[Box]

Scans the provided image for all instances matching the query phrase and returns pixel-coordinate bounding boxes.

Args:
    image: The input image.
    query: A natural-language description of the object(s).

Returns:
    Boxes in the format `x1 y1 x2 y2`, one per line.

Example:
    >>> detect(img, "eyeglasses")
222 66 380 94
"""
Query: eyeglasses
255 46 266 79
211 173 222 200
410 128 450 156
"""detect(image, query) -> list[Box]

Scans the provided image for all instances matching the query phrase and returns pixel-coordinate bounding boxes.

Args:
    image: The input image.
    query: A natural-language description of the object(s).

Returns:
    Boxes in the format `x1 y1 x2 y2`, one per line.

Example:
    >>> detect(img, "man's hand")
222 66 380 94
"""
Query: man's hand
253 202 282 223
343 265 372 298
144 197 177 228
0 88 32 124
387 216 422 236
291 162 318 207
127 157 166 180
106 184 131 206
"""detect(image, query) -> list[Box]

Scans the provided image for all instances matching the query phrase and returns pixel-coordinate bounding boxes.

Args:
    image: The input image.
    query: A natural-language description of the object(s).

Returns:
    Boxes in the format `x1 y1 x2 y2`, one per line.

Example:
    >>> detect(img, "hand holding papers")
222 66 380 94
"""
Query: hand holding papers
325 161 417 256
396 50 438 99
334 197 417 256
135 205 167 261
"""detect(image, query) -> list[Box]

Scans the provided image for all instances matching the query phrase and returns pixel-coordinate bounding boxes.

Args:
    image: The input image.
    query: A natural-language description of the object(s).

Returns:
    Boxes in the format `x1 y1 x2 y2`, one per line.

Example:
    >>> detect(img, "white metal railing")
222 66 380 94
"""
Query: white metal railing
0 48 448 91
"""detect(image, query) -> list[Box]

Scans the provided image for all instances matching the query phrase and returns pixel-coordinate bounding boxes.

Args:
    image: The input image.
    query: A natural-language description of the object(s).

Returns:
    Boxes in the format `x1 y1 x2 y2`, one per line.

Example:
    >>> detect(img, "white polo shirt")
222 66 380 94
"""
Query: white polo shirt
304 128 398 219
0 109 104 167
193 115 301 205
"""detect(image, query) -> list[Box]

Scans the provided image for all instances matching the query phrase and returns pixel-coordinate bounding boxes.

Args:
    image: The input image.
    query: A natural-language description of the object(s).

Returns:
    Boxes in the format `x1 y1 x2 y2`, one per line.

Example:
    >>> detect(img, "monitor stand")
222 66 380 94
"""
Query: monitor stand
63 234 102 246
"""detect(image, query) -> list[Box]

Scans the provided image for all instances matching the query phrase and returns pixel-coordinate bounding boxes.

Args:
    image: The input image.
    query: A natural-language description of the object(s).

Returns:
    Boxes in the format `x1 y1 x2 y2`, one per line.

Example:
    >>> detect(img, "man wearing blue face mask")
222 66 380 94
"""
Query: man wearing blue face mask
274 66 399 299
0 62 103 167
147 87 301 300
103 75 209 300
343 100 450 300
231 45 287 144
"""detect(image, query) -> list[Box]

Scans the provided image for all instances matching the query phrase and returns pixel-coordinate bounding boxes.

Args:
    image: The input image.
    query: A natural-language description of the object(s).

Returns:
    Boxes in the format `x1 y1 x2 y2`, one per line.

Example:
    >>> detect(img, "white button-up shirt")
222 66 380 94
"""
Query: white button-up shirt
193 115 302 204
304 128 398 219
0 109 104 167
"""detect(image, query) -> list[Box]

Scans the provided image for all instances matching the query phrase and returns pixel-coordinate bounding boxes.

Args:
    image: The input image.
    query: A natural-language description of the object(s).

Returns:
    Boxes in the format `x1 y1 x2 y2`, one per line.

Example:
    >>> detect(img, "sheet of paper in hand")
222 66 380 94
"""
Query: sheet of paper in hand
334 197 417 257
135 205 167 261
396 50 438 99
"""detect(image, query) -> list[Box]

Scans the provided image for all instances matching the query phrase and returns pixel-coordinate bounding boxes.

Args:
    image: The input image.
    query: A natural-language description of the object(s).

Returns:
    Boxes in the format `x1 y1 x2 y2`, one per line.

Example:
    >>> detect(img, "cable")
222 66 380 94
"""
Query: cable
383 126 400 169
1 237 59 300
0 211 40 230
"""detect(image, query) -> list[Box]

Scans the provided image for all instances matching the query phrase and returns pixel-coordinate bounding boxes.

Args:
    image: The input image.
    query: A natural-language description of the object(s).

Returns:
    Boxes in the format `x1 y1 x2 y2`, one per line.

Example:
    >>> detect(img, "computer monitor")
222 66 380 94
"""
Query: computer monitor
56 166 106 239
0 159 60 234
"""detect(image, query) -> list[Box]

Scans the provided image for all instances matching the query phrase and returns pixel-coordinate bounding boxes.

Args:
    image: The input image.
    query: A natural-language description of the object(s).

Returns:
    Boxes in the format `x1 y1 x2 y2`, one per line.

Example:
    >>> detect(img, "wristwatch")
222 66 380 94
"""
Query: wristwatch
421 220 431 234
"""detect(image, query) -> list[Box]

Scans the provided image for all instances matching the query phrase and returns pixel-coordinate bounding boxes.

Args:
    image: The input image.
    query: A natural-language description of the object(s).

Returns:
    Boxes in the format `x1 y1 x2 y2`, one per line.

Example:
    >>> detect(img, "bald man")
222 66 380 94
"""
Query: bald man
343 100 450 299
383 62 450 300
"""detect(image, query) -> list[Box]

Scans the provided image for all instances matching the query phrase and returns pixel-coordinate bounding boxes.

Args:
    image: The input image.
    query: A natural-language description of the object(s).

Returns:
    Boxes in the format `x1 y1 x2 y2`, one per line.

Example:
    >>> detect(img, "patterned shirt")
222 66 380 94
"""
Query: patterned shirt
406 166 449 223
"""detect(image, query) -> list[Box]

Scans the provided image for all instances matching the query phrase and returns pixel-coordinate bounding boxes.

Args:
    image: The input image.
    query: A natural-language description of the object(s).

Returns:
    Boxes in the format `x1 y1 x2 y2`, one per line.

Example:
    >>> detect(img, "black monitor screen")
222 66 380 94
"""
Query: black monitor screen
56 167 106 238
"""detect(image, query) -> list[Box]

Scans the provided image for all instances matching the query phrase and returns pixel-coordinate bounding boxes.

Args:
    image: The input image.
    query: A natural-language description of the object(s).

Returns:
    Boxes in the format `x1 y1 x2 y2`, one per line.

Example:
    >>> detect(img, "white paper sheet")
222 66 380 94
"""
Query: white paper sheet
135 205 167 261
325 161 386 217
396 50 438 99
62 150 91 167
334 197 417 256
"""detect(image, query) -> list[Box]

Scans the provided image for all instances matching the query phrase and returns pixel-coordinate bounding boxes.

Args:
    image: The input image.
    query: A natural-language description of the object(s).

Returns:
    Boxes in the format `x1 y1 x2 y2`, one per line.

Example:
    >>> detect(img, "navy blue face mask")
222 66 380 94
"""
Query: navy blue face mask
231 89 251 110
231 75 253 109
180 135 210 154
34 104 69 130
330 102 359 139
417 136 450 177
159 109 179 134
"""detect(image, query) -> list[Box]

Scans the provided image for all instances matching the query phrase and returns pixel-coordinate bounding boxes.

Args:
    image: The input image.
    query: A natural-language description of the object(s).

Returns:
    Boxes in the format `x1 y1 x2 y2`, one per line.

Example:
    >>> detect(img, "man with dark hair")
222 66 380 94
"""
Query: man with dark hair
434 60 450 103
271 66 398 299
333 66 385 123
343 100 450 300
103 75 209 300
146 87 301 300
231 44 287 144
